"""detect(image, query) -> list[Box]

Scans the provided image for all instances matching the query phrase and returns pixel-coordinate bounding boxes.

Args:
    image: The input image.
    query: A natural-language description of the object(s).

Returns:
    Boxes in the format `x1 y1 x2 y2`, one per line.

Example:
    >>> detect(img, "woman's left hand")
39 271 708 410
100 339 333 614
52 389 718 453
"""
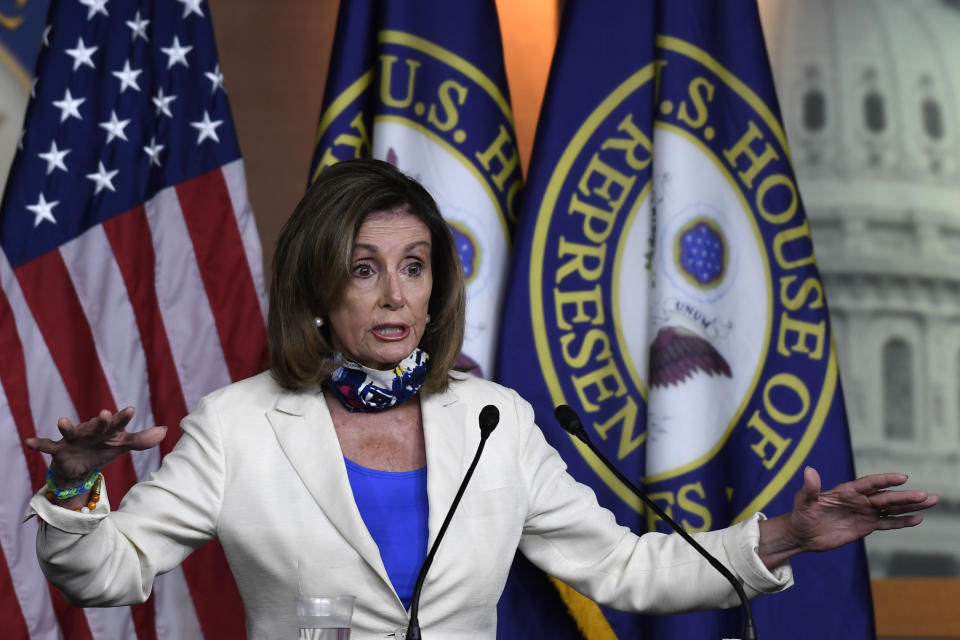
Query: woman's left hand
758 466 938 569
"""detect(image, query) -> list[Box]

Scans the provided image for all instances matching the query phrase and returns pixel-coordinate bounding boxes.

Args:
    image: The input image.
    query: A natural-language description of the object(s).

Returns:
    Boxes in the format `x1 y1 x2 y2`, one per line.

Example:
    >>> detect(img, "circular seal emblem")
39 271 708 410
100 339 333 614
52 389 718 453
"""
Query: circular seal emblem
313 31 522 377
529 37 838 531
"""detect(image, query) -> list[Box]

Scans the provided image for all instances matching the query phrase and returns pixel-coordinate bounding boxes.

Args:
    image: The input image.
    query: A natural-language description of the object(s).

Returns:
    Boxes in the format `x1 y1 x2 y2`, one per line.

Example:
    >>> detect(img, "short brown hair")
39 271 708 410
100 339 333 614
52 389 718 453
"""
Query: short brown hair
268 159 466 392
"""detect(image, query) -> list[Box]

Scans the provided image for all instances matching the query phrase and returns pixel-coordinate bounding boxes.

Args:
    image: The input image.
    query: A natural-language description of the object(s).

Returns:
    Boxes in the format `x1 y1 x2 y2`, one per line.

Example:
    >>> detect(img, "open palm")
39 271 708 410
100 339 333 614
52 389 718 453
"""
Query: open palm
789 467 937 553
25 407 167 486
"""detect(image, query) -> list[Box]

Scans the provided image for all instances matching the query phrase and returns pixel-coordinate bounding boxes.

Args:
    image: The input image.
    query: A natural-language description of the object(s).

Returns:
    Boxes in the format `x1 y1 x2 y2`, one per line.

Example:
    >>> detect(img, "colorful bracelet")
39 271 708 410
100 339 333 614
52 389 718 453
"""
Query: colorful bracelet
45 467 101 501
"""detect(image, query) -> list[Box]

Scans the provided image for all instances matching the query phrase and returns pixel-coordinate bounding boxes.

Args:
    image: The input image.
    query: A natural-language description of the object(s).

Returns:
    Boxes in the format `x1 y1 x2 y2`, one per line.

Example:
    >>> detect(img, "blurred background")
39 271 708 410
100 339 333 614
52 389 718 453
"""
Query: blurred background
759 0 960 580
2 0 958 637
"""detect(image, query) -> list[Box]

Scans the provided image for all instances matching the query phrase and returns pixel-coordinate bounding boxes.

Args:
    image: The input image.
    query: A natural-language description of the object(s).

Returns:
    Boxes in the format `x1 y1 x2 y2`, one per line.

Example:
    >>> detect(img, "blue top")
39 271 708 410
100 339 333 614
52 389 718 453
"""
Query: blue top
345 458 429 609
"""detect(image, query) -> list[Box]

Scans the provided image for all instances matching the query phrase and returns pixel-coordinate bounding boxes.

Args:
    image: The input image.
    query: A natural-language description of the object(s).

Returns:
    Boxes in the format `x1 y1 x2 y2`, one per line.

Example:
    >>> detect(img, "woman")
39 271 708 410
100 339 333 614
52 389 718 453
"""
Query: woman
26 159 936 639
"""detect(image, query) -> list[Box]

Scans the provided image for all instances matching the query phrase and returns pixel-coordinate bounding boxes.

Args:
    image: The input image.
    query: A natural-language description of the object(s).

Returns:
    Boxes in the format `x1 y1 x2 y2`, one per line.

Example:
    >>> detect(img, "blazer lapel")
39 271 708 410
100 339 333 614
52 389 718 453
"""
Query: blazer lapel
420 384 467 549
266 387 391 587
267 383 471 600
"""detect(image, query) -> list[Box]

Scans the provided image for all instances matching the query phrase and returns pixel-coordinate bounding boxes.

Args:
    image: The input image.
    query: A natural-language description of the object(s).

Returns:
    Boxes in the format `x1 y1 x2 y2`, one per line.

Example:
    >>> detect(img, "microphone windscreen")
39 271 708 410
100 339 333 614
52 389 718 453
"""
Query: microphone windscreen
479 404 500 436
554 404 583 435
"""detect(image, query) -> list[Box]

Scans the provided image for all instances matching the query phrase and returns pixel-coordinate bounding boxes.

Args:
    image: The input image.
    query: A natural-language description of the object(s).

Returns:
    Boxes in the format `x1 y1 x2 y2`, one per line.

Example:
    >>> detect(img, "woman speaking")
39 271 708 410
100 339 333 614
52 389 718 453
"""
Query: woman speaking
25 159 936 639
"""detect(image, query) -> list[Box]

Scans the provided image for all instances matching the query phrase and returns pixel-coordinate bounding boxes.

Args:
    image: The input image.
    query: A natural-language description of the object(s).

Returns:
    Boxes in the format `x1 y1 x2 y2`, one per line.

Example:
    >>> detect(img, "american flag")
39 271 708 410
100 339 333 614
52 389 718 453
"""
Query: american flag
0 1 267 638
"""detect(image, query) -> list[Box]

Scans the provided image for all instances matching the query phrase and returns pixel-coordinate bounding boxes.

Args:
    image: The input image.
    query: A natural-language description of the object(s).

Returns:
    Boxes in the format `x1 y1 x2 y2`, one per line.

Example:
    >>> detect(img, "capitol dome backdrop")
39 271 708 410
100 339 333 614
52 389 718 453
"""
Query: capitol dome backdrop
760 0 960 578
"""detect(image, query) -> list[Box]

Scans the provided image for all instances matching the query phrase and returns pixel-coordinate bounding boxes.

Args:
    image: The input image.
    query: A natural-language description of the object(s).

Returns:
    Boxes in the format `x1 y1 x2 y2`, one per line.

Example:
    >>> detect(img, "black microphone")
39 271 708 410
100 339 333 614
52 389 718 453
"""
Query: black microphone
406 404 500 640
553 404 759 640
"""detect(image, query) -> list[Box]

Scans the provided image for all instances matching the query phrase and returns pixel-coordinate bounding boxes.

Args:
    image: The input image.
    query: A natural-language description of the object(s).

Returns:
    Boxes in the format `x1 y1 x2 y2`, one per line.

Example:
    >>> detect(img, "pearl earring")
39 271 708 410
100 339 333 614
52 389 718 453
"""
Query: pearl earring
425 314 431 324
315 317 324 328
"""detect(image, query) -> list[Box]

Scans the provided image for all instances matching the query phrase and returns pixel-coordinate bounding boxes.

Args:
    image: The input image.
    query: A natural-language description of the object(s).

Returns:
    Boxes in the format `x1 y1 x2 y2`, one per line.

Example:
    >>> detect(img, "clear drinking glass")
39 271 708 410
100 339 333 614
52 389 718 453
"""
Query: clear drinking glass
296 595 354 640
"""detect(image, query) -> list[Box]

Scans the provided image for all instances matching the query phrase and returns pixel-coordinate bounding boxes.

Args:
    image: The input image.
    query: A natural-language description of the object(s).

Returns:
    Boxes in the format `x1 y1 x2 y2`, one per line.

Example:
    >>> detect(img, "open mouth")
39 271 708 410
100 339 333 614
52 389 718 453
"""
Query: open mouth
372 324 409 340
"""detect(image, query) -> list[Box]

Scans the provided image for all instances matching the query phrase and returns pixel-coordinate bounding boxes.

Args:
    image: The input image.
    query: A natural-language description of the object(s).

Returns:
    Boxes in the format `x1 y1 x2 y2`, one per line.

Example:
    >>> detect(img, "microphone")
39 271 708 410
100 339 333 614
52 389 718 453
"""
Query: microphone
553 404 759 640
405 404 500 640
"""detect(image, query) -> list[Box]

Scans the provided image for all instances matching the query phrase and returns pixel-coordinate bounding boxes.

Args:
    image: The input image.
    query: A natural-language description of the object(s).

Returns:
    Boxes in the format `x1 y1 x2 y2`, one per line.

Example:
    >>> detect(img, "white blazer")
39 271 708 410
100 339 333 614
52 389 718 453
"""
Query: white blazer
29 371 791 639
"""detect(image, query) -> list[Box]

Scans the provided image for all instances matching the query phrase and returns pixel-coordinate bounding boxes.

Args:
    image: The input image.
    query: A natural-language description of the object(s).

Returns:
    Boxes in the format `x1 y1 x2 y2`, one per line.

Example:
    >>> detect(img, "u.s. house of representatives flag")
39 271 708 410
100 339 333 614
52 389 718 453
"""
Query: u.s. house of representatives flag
311 4 585 637
309 0 522 378
0 1 266 638
0 0 51 199
498 1 874 638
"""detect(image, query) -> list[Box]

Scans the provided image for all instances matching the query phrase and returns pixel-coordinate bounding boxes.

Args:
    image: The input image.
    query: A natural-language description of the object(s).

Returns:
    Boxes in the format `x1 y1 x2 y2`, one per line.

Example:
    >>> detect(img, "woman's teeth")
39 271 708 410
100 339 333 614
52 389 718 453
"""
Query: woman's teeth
377 326 404 335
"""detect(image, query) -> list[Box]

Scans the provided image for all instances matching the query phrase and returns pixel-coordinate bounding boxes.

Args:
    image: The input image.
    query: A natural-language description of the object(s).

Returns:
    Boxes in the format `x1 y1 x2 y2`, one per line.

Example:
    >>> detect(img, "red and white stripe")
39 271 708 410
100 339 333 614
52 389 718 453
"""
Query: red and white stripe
0 159 267 639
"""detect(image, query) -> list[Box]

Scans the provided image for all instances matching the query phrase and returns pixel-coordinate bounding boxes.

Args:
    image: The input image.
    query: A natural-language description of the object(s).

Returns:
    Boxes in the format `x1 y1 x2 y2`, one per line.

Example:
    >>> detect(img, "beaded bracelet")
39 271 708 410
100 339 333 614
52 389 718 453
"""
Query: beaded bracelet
45 467 101 500
45 475 102 513
80 475 102 513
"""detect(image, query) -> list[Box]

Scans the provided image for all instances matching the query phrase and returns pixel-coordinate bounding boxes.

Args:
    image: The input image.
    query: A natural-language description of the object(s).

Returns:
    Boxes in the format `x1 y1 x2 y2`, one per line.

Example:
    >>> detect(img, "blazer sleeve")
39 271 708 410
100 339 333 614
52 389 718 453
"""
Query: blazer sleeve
24 396 225 607
510 390 793 614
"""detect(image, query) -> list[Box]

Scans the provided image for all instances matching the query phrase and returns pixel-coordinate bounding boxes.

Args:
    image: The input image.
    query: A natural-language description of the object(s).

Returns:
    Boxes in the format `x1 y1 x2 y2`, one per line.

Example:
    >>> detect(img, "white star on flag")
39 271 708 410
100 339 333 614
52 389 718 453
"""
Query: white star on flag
112 60 142 93
26 193 59 227
65 37 97 71
38 140 70 174
31 77 38 98
177 0 205 18
190 111 223 144
86 161 119 194
161 36 192 69
42 24 51 47
125 10 149 41
99 110 131 143
78 0 109 20
205 63 225 94
152 87 176 117
143 136 164 167
52 88 85 122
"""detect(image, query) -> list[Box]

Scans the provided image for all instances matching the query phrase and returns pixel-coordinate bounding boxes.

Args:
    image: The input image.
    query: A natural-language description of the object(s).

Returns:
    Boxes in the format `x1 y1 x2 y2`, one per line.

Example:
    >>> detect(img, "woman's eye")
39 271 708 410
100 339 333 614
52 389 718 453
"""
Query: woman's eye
405 262 423 276
353 263 373 277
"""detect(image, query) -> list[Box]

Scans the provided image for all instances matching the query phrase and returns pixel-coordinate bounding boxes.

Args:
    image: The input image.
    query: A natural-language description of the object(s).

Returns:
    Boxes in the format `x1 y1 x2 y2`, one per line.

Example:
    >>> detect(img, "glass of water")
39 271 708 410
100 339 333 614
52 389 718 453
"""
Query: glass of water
296 595 354 640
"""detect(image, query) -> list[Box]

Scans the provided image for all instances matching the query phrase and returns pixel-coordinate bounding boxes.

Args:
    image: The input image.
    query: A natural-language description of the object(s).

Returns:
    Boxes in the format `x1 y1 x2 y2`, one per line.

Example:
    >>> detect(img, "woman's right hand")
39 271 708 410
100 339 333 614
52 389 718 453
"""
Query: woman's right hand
25 407 168 495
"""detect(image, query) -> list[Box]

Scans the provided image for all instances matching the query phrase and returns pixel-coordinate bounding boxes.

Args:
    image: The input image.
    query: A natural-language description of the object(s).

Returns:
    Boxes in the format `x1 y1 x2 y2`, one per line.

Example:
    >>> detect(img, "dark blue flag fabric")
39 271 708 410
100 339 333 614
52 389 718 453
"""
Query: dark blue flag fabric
309 0 521 380
497 1 874 638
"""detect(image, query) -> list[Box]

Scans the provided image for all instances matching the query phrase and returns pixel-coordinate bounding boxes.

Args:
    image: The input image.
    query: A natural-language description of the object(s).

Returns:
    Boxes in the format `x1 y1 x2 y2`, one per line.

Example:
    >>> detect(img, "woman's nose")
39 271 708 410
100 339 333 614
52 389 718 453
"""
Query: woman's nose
379 272 404 308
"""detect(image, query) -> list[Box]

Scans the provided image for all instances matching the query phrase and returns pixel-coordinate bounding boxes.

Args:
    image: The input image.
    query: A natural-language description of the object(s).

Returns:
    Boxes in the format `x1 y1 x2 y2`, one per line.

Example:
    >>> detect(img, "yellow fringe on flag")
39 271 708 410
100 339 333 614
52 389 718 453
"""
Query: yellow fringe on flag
549 576 619 640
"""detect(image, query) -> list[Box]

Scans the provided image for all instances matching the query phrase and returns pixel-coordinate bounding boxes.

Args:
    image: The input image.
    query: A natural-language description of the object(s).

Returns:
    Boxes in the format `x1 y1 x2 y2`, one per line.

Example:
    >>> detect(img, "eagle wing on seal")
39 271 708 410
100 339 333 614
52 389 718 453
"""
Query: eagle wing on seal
649 326 732 388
